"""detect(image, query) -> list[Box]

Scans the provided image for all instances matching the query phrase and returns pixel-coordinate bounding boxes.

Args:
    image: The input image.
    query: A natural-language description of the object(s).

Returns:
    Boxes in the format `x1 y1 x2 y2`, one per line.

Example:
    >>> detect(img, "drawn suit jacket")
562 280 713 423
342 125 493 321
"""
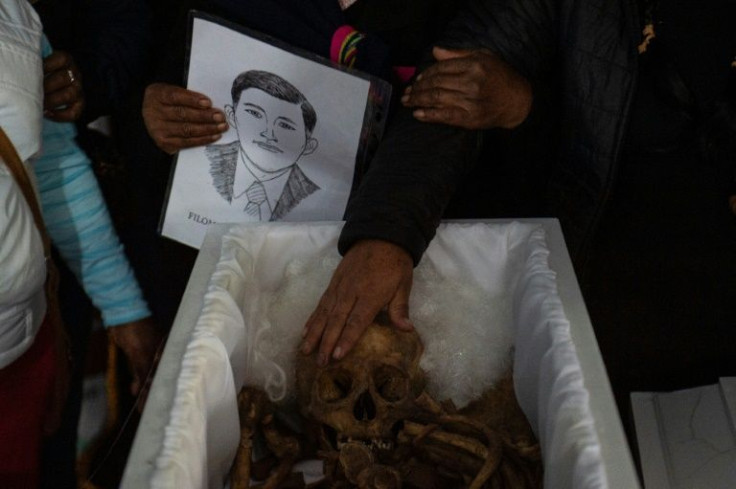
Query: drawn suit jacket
205 141 320 221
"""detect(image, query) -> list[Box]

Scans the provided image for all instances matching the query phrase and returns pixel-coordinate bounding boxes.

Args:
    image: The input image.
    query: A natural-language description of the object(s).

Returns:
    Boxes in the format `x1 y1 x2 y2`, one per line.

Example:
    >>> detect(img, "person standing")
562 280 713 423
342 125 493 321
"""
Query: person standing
301 0 736 442
0 2 161 487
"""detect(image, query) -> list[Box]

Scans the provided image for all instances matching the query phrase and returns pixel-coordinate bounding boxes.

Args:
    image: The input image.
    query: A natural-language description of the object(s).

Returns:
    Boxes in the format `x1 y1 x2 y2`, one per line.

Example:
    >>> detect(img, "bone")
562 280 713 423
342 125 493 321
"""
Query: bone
260 417 301 489
398 417 504 489
231 387 272 489
355 465 401 489
338 442 374 484
401 420 499 461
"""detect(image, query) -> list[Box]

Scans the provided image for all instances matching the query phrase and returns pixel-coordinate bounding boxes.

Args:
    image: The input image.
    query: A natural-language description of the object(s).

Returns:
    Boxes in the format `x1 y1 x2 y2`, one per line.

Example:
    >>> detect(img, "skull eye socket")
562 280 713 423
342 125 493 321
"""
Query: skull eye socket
317 368 353 402
372 365 409 402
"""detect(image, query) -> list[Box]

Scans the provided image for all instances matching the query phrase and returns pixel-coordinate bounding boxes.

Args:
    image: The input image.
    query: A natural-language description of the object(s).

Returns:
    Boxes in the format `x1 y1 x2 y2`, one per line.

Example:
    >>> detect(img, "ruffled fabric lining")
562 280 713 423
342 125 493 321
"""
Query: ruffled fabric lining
149 221 607 489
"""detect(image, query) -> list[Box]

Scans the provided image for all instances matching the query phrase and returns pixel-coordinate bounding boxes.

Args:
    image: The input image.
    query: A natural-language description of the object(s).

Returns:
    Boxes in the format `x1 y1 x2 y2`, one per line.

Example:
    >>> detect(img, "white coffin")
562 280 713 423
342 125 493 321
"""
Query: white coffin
121 219 640 489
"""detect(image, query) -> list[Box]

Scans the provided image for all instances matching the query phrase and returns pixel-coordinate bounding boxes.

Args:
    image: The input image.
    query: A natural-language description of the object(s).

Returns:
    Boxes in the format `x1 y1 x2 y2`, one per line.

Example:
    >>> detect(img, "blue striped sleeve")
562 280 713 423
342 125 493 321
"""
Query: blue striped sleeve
33 36 150 326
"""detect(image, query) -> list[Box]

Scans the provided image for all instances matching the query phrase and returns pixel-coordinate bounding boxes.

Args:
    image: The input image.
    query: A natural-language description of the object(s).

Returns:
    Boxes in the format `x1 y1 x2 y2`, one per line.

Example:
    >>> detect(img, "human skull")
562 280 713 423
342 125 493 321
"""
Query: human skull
296 320 426 449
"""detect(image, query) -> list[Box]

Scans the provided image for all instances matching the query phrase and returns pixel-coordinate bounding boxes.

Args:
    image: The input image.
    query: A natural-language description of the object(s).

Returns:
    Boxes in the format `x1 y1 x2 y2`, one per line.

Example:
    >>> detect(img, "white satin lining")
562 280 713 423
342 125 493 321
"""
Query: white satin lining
150 221 608 489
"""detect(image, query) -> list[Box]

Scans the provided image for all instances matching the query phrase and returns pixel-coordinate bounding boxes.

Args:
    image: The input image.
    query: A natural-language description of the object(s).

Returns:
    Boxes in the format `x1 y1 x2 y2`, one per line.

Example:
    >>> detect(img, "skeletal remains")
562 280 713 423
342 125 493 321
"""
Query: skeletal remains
230 318 542 488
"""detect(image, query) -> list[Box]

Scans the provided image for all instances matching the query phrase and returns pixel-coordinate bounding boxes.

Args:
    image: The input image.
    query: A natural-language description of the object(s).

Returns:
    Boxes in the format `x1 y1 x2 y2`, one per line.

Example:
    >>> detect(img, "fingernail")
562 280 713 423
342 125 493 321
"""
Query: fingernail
317 353 327 367
300 340 310 354
414 109 425 119
404 86 412 95
210 134 221 141
213 112 225 122
333 346 343 360
401 95 409 104
216 122 228 131
416 74 423 81
198 98 211 108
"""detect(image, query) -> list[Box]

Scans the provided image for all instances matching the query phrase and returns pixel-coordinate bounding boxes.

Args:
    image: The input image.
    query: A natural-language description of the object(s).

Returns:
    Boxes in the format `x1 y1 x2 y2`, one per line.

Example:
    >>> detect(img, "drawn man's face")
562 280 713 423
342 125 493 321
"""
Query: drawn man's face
226 88 318 173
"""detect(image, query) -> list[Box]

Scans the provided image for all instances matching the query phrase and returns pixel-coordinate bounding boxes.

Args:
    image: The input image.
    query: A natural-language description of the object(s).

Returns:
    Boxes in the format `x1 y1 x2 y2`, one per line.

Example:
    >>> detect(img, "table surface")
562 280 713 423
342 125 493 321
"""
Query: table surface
121 218 641 489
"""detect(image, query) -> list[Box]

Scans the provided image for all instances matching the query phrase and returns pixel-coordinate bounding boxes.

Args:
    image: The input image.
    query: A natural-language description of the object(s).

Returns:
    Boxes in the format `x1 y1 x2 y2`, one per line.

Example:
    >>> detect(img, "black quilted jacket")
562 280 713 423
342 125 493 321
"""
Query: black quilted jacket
339 0 643 268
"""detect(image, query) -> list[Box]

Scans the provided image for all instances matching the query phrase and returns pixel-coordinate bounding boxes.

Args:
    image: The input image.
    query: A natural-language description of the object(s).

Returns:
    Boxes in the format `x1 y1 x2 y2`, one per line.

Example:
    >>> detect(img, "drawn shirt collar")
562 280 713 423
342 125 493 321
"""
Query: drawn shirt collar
233 149 292 220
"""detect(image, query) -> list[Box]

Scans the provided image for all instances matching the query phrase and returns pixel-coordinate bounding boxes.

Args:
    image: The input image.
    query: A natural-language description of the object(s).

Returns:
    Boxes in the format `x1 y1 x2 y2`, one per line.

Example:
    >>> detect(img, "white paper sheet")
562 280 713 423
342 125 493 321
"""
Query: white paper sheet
632 379 736 489
160 16 371 249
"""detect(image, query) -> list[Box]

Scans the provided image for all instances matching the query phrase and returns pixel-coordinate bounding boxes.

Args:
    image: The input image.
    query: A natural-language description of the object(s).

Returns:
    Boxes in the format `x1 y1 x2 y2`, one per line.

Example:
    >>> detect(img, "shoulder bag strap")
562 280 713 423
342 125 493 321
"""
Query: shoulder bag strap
0 126 52 257
0 125 69 434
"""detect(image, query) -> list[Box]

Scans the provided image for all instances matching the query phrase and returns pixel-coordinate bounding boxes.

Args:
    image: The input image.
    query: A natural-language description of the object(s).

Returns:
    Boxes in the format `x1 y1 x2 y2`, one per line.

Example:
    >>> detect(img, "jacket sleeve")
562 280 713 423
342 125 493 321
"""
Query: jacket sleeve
339 0 557 265
439 0 557 81
338 102 481 266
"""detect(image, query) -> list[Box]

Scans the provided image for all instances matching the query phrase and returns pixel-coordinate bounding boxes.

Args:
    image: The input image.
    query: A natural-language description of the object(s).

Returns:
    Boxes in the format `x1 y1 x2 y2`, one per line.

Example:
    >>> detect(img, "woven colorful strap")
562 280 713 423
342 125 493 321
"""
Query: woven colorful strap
393 66 416 84
331 25 365 68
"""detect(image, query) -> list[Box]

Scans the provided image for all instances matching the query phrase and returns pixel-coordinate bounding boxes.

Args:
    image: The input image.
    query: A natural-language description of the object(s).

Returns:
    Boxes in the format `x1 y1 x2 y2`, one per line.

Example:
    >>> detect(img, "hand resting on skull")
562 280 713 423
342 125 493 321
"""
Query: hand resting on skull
300 240 415 367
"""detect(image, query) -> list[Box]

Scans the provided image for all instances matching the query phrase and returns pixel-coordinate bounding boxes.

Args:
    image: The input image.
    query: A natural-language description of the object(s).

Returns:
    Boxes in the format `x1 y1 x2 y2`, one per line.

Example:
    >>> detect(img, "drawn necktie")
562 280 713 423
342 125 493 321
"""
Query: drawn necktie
244 180 267 220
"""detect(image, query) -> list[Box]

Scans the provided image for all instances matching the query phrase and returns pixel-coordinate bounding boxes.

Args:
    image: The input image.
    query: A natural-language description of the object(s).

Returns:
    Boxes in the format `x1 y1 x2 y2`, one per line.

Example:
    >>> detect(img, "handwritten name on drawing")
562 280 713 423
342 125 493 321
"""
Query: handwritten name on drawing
188 211 217 225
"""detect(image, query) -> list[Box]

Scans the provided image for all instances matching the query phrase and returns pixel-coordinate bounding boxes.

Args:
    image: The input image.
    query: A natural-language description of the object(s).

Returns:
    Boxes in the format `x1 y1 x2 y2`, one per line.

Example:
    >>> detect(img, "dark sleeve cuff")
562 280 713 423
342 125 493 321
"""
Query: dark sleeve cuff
511 77 548 135
338 220 429 267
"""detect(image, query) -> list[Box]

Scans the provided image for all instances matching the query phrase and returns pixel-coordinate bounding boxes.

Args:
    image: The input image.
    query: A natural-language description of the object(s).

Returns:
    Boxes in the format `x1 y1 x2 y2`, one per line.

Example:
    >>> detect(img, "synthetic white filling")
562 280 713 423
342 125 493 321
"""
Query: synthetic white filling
259 252 513 409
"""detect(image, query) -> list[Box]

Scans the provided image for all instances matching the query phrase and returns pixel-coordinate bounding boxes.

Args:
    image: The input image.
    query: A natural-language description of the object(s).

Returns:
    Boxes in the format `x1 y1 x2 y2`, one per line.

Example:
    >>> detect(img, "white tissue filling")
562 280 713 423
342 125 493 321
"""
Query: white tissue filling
259 251 513 409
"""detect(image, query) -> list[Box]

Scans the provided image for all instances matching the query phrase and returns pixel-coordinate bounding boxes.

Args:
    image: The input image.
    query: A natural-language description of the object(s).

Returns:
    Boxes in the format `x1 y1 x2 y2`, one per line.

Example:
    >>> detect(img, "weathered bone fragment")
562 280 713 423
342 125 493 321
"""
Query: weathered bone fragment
230 386 304 489
231 387 271 489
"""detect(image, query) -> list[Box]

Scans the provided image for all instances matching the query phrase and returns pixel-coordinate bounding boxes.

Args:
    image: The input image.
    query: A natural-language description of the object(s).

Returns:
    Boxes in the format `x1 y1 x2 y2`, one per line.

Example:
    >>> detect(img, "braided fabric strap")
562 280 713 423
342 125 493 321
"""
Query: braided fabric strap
331 25 365 68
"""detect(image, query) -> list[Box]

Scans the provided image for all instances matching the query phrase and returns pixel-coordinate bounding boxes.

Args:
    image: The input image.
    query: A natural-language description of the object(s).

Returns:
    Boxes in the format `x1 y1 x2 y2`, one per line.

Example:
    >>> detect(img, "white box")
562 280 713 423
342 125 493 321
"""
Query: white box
121 219 640 489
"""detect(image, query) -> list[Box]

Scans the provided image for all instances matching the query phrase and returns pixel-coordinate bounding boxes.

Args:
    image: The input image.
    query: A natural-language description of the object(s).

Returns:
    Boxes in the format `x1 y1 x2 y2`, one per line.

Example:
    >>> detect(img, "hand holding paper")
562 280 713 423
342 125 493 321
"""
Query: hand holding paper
142 82 229 154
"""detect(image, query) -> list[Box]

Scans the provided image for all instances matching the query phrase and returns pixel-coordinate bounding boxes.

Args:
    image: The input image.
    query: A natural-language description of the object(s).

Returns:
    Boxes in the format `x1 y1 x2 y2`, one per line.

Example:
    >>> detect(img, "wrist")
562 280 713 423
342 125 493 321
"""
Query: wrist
501 79 534 129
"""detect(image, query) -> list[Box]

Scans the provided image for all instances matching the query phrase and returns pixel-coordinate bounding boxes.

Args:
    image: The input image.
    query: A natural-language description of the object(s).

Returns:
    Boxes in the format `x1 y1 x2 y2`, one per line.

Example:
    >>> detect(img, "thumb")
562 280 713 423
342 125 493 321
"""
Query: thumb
433 46 473 61
387 284 413 331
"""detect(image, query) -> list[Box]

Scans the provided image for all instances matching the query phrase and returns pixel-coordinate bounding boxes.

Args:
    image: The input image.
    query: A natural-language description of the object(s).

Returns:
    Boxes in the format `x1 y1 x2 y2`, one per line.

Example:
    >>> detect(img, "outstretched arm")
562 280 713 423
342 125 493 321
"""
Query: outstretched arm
300 0 555 363
301 76 481 362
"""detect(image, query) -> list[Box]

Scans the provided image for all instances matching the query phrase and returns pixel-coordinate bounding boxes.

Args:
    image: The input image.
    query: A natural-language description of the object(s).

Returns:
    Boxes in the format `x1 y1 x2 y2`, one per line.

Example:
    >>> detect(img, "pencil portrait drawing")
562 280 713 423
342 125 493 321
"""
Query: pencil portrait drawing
206 70 320 221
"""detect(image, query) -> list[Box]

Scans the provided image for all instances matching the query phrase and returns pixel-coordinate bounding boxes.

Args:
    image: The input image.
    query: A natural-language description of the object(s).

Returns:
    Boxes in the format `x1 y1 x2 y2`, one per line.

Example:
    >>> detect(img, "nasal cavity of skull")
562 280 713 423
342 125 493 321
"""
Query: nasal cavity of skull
317 369 352 402
353 391 376 421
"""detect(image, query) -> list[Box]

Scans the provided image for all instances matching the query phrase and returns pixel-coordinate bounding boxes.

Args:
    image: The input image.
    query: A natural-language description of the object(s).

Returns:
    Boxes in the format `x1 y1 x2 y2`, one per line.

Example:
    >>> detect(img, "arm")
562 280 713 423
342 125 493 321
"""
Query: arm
141 0 228 154
302 79 481 365
400 0 560 129
36 37 149 328
401 47 532 129
302 0 558 363
34 115 162 397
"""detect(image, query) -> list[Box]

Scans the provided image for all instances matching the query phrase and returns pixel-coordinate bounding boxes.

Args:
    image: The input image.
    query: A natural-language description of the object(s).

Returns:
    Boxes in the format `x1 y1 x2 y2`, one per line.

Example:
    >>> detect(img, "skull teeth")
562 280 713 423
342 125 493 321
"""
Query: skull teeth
372 439 393 451
337 437 394 451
